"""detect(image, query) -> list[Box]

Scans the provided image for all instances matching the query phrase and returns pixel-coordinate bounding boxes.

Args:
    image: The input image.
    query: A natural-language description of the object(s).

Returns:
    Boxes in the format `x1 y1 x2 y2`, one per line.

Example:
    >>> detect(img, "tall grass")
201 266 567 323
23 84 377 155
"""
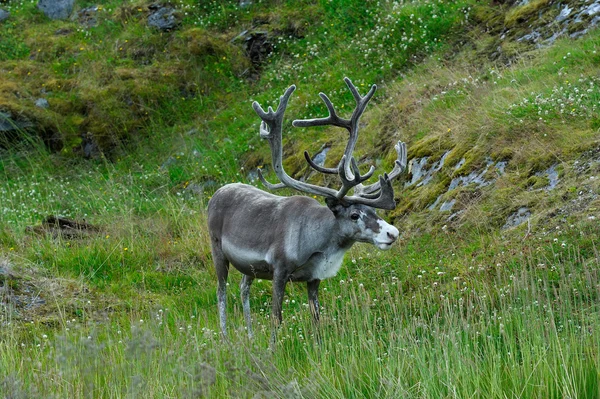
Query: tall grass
2 239 599 398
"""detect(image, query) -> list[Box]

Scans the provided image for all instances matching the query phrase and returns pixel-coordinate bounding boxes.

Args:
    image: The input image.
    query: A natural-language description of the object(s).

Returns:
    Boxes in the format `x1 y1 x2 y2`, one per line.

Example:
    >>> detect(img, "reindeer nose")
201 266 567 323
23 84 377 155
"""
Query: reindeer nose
387 231 398 241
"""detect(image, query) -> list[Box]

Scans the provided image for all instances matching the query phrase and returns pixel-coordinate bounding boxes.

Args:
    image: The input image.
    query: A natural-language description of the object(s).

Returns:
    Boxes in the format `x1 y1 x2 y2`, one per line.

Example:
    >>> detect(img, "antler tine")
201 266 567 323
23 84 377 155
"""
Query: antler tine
303 148 376 198
295 91 352 175
345 77 377 126
335 156 376 199
341 77 377 177
295 77 378 181
304 150 335 174
363 174 396 210
292 93 351 130
257 168 285 190
252 85 297 123
355 141 407 196
253 85 343 199
340 173 396 210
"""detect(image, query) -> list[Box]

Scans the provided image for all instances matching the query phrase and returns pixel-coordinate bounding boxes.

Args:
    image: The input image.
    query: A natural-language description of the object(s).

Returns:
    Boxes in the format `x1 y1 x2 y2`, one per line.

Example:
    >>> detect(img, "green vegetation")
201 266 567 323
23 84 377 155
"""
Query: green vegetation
1 0 599 397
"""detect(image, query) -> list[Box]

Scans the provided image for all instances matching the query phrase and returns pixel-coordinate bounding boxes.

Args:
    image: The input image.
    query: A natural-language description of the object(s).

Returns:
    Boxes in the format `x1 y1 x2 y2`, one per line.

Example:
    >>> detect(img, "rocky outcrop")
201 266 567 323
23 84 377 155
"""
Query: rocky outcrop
147 4 180 31
514 1 600 46
0 8 10 23
232 30 273 68
0 111 34 137
37 0 74 20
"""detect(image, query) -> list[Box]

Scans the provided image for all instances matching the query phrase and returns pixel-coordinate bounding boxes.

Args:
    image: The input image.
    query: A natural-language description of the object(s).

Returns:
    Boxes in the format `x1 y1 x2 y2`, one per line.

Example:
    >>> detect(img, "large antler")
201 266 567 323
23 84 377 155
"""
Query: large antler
294 78 406 199
295 77 375 179
252 79 405 210
354 141 407 198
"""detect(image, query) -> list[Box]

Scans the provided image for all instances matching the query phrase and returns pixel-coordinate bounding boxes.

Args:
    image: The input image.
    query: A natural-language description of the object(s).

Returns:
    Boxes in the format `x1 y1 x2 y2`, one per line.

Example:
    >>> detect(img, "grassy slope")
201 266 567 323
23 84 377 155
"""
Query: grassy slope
1 0 600 397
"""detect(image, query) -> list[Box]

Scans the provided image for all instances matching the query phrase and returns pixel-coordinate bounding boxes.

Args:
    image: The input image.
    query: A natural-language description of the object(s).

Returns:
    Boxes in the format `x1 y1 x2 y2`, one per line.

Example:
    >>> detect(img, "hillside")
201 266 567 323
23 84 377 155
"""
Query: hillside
1 0 600 397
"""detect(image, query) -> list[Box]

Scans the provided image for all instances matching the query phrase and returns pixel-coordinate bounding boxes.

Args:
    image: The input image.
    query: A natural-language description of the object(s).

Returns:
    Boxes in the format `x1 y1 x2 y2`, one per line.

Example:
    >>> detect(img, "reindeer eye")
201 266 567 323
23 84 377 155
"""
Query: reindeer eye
350 213 360 221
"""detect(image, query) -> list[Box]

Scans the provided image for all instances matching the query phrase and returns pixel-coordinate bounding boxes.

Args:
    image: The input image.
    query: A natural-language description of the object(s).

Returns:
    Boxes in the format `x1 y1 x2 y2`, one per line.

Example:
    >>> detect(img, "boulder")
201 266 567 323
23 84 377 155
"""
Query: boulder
37 0 74 20
232 30 273 67
147 4 180 31
35 98 49 109
0 8 9 23
81 132 100 159
0 111 33 134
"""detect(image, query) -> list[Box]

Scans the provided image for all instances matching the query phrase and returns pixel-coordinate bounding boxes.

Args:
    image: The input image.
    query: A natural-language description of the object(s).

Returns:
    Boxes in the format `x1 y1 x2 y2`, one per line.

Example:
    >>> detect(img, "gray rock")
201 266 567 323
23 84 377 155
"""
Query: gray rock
406 151 450 187
543 28 567 46
418 151 449 187
81 132 100 159
0 8 10 23
37 0 74 20
448 158 507 191
0 111 33 133
556 5 572 23
453 158 466 170
439 199 456 212
77 5 100 27
35 98 49 109
495 161 507 174
183 183 204 198
406 156 428 186
232 30 273 67
312 147 330 167
428 196 456 212
160 156 177 170
503 207 531 229
535 164 559 191
570 29 589 39
428 195 441 211
585 3 600 16
247 169 260 182
147 5 180 31
449 164 491 190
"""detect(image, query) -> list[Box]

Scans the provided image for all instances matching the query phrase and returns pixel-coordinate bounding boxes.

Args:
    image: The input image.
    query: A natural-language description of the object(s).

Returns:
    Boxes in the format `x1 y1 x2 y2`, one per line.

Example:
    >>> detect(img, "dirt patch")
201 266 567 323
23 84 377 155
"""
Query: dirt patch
26 215 102 239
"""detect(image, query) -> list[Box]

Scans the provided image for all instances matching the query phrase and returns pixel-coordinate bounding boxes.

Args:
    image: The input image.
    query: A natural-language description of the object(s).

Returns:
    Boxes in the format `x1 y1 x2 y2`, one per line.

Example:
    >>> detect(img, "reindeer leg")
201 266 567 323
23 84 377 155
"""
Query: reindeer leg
308 279 323 345
211 242 230 340
307 279 321 323
240 274 255 339
270 270 288 346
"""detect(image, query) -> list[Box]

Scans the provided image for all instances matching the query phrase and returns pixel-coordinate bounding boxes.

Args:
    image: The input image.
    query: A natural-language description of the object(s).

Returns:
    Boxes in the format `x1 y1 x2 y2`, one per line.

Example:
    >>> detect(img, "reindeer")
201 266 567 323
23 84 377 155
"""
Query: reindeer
207 77 407 340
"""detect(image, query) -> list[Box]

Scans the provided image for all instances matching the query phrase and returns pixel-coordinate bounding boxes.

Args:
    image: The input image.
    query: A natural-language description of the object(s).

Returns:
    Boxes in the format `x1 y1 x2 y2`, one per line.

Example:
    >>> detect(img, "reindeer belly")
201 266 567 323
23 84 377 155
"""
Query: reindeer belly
222 240 274 278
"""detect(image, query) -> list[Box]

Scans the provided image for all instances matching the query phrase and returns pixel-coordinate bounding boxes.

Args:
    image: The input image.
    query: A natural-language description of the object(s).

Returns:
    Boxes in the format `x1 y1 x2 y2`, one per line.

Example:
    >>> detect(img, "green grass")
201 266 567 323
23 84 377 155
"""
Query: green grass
1 226 599 397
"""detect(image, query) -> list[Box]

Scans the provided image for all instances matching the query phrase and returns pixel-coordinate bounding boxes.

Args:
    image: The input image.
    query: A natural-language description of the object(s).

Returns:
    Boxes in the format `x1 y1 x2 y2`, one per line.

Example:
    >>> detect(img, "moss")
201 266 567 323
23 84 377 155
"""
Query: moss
499 40 530 59
391 197 414 219
524 153 555 175
409 134 452 160
48 96 85 116
490 147 514 162
525 175 549 190
453 147 485 176
413 181 447 212
504 0 550 28
78 84 148 151
112 1 151 24
443 145 469 170
251 6 321 38
470 4 506 33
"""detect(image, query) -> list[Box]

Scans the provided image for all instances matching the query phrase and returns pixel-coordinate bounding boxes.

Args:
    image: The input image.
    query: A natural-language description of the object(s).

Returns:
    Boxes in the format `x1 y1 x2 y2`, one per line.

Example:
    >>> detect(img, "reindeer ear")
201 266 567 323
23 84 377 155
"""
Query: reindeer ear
325 197 344 215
